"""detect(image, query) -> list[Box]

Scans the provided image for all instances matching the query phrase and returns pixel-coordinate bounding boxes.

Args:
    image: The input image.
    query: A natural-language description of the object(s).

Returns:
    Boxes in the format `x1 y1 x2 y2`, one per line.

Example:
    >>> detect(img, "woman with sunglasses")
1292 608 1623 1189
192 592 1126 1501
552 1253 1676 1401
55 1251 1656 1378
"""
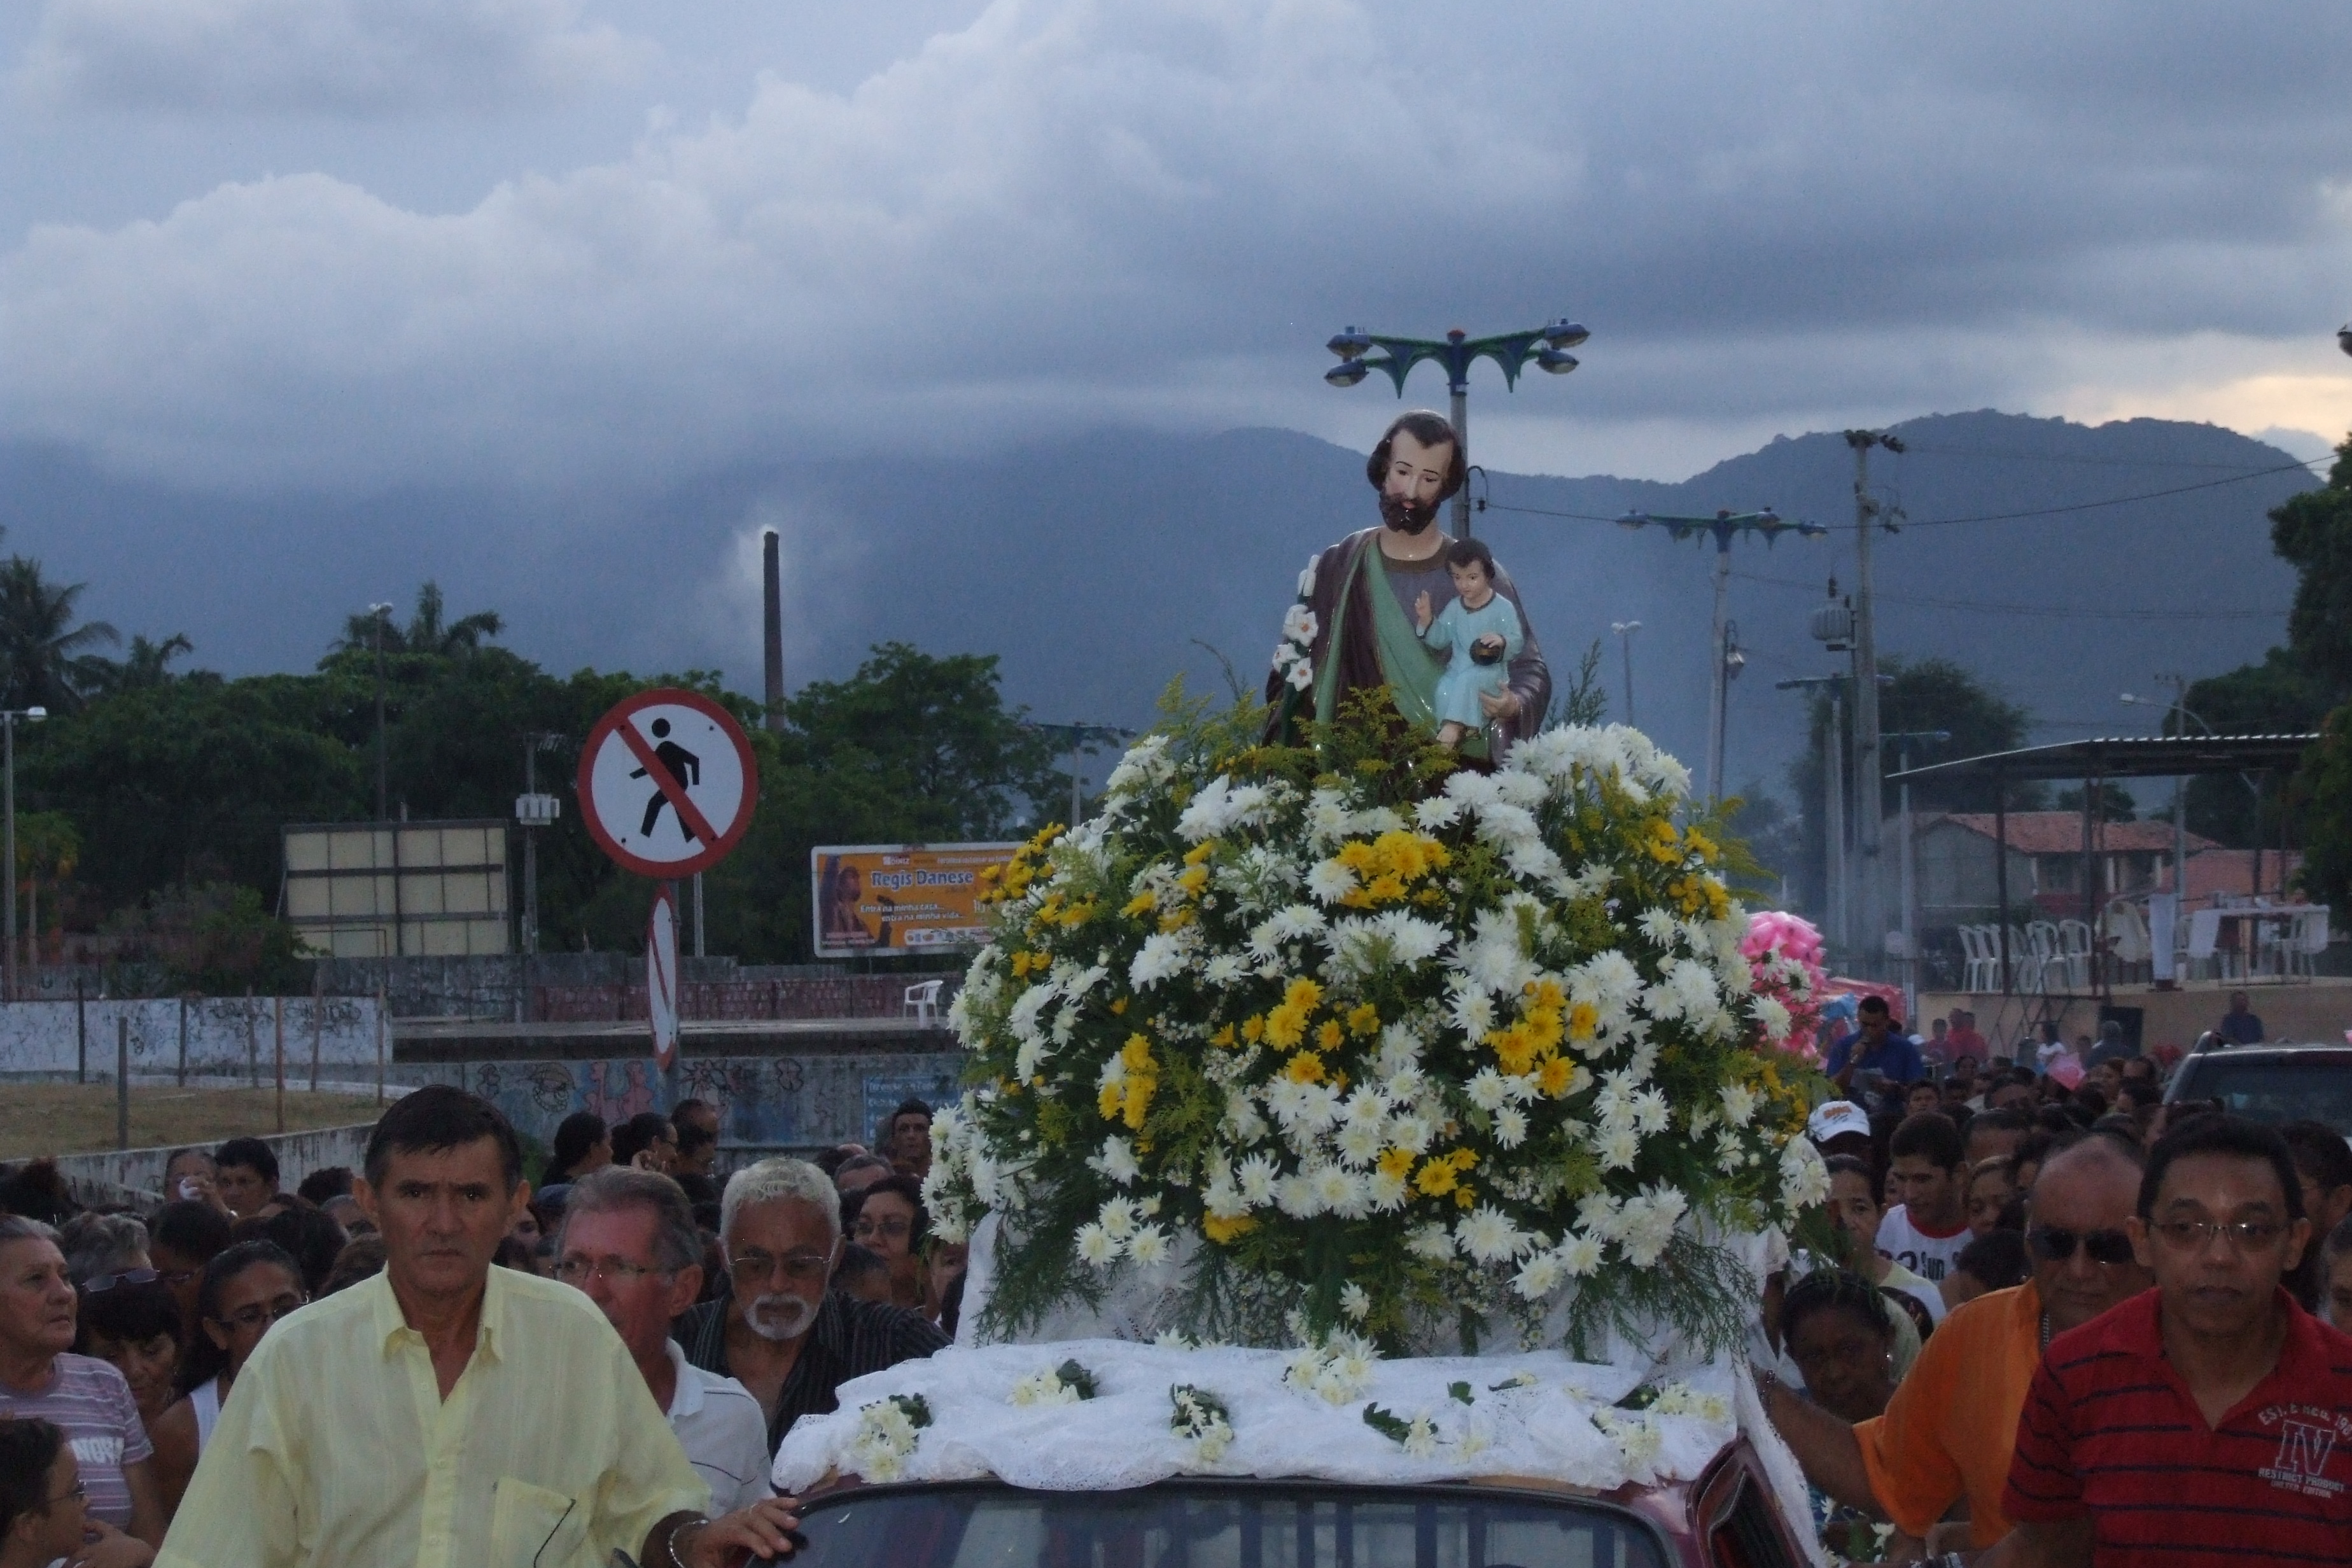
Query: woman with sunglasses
74 1273 202 1523
0 1415 150 1568
171 1242 306 1458
0 1218 164 1558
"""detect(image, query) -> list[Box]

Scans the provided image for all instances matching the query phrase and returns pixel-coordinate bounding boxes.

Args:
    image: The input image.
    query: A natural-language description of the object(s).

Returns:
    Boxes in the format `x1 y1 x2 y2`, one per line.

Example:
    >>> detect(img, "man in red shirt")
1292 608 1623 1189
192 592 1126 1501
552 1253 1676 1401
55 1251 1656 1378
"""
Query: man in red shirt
1992 1113 2352 1565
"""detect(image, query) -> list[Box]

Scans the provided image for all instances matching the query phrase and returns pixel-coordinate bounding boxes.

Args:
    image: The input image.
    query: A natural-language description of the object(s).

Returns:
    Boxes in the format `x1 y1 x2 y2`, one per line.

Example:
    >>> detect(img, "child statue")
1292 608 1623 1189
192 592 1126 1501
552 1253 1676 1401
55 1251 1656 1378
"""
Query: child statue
1413 537 1525 750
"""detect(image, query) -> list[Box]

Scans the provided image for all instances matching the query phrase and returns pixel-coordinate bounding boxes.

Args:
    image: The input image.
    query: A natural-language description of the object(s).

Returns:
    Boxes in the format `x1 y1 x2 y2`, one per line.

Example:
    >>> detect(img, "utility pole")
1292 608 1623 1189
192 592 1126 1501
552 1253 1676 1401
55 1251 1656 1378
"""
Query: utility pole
1609 621 1640 725
1844 430 1904 966
516 733 563 955
761 529 786 734
1885 730 1949 1027
1779 675 1850 957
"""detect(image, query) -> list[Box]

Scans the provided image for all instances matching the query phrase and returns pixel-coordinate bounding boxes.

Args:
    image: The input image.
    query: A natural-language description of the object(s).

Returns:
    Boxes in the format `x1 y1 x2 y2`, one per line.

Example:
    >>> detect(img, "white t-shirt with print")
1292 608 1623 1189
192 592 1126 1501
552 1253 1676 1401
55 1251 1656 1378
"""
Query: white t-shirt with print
1875 1204 1971 1289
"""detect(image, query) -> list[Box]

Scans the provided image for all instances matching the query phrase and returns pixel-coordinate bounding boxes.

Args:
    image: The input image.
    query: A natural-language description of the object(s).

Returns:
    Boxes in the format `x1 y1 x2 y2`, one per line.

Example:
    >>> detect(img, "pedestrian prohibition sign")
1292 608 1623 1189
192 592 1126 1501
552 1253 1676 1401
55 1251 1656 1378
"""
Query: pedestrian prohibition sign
578 689 759 879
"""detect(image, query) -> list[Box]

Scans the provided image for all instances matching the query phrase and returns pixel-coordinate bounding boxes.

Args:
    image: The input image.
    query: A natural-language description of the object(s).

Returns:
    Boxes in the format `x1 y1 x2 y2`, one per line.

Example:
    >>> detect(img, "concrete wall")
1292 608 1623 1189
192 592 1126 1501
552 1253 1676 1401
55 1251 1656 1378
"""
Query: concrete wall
407 1049 966 1156
0 996 384 1081
49 1119 384 1206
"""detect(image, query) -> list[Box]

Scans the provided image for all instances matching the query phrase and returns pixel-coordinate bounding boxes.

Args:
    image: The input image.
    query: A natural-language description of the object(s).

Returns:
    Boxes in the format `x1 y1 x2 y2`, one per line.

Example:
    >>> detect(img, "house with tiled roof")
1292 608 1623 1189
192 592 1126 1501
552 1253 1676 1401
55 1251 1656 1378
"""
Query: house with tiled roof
1915 812 2224 918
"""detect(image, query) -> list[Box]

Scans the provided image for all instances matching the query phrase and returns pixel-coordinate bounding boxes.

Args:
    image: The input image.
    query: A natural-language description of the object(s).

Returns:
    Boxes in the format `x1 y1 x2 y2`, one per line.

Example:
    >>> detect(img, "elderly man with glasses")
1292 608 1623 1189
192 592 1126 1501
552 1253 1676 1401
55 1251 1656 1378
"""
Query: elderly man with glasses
555 1168 773 1514
675 1158 948 1456
1760 1133 2154 1559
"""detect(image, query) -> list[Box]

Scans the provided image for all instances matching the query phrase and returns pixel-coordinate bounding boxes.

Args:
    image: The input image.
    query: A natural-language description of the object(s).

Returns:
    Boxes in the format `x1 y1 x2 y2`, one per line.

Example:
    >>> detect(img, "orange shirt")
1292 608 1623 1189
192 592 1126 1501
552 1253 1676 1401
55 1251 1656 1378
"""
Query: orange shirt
1854 1280 2042 1547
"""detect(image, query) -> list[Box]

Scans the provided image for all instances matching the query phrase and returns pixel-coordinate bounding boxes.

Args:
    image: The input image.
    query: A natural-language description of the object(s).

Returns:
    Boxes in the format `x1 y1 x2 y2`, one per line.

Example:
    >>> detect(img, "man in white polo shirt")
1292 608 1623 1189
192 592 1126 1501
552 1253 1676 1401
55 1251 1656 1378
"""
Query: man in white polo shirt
556 1168 774 1511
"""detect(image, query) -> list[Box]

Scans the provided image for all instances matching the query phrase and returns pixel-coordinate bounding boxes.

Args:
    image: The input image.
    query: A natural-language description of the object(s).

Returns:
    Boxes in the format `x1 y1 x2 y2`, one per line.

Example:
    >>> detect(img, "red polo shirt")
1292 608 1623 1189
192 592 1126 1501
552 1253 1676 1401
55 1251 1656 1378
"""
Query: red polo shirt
2005 1287 2352 1563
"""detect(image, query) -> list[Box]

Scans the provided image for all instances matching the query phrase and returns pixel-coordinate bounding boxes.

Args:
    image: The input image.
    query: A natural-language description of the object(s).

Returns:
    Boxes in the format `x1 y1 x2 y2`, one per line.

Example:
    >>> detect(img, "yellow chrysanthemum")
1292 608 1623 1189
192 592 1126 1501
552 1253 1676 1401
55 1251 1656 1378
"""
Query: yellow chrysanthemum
1203 1214 1257 1244
1538 1056 1576 1097
1346 1003 1380 1037
1285 1051 1325 1084
1317 1019 1344 1051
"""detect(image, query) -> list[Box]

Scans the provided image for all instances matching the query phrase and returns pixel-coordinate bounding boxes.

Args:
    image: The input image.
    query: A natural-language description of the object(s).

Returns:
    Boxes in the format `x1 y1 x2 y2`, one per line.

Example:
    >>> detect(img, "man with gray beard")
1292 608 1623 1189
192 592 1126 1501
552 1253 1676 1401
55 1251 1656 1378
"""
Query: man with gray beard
675 1158 948 1455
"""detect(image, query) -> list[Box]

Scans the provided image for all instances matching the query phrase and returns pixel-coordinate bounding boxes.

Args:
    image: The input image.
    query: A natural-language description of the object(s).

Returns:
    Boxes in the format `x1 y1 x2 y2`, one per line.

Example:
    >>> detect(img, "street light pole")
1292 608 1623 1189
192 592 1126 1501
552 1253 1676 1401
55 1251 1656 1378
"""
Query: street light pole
1027 722 1138 827
1324 319 1588 541
1 708 46 1001
1844 430 1905 962
1609 621 1641 725
1619 508 1826 801
1883 729 1950 1026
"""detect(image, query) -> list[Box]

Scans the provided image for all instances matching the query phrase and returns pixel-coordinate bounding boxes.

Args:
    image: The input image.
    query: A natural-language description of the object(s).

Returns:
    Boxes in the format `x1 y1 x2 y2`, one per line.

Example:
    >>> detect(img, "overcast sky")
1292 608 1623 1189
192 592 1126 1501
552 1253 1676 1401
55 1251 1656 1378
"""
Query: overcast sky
3 0 2349 496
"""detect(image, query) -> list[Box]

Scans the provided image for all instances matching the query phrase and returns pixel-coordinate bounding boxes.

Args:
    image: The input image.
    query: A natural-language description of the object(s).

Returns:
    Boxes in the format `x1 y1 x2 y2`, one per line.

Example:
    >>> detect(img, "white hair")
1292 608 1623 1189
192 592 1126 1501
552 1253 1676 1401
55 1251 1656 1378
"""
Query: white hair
719 1158 839 1245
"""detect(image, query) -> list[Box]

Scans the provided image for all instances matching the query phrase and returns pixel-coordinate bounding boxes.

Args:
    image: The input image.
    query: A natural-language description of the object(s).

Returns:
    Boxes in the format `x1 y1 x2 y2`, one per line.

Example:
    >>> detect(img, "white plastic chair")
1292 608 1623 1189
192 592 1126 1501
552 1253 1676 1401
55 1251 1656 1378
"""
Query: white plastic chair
904 978 944 1026
1960 924 2000 992
2007 924 2042 993
2055 920 2093 991
2028 921 2064 993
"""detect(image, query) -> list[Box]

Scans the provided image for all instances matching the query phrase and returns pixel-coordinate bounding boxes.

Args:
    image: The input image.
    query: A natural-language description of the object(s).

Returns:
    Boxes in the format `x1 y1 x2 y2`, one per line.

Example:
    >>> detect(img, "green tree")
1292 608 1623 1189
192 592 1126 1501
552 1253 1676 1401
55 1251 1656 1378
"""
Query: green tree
2269 435 2352 698
2054 783 2137 822
0 555 118 712
77 633 194 697
333 582 503 658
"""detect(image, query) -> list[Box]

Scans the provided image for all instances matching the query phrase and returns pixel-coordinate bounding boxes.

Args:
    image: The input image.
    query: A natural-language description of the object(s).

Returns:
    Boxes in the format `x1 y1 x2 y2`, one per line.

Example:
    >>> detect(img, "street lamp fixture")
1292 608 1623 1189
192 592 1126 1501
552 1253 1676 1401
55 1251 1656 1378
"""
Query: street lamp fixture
1323 318 1590 537
3 706 48 1000
1616 508 1828 801
2340 323 2351 358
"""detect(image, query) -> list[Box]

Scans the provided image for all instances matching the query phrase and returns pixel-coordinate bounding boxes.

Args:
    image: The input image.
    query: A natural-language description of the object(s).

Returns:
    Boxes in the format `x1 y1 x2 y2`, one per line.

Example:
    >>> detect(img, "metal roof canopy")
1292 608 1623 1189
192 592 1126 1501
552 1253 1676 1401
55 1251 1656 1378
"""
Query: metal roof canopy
1887 734 2320 785
1880 732 2318 1011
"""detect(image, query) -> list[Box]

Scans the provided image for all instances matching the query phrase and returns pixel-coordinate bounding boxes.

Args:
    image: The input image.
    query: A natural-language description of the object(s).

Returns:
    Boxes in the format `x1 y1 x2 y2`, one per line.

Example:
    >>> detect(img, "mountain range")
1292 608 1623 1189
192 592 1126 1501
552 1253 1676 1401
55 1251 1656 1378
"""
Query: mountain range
8 409 2325 806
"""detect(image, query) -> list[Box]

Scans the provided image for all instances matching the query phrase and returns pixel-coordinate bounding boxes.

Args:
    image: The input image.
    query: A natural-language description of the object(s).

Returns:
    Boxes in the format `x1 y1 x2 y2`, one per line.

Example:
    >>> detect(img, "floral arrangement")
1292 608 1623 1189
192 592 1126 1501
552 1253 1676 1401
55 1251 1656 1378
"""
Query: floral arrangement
1168 1385 1235 1462
1740 911 1828 1061
1008 1359 1100 1406
927 691 1828 1355
844 1393 932 1482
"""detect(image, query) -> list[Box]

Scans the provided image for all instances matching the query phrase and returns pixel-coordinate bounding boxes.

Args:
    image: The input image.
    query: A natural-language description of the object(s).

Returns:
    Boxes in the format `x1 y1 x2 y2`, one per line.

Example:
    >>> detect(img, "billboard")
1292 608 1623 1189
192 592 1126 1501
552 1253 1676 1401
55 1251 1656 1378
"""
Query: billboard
811 843 1018 958
281 820 511 958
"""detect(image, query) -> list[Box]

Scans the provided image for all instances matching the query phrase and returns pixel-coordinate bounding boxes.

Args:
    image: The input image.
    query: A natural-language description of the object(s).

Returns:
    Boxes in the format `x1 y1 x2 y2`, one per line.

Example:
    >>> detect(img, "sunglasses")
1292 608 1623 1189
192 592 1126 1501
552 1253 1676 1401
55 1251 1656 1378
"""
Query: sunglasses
2026 1226 2136 1266
81 1268 161 1294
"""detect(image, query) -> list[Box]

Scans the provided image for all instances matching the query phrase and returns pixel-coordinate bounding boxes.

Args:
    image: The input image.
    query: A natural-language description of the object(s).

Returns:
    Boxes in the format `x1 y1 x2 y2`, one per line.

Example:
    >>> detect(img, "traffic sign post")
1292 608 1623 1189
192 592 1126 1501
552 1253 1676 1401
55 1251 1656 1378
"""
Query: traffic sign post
647 884 680 1070
578 689 759 1071
578 689 759 879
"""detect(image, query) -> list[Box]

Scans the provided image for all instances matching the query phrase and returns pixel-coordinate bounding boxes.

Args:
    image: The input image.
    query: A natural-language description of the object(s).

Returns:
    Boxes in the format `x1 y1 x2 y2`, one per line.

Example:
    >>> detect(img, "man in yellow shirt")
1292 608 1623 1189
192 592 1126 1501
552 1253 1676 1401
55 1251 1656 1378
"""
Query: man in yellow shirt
157 1086 802 1568
1758 1135 2151 1552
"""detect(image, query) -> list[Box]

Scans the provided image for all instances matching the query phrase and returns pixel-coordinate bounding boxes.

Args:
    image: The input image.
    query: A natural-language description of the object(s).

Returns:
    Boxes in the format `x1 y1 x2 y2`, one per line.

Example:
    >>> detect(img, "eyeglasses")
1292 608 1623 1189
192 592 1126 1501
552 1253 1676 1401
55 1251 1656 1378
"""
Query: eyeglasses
211 1294 308 1332
554 1257 672 1287
2151 1218 2286 1253
2026 1226 2138 1266
853 1217 913 1240
45 1478 86 1508
727 1251 832 1287
157 1269 197 1289
81 1268 161 1294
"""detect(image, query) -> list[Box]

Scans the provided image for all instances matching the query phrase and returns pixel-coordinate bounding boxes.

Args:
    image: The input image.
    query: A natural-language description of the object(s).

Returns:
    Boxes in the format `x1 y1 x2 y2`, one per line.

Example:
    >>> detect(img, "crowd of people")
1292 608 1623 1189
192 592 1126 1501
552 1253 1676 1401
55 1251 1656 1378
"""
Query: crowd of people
1761 997 2352 1563
3 997 2349 1564
0 1090 953 1565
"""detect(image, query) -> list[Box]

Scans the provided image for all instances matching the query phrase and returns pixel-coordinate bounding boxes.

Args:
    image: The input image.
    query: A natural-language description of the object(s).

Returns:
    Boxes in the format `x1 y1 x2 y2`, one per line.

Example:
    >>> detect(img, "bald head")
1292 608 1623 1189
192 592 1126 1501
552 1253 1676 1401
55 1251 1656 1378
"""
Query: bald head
2029 1135 2153 1334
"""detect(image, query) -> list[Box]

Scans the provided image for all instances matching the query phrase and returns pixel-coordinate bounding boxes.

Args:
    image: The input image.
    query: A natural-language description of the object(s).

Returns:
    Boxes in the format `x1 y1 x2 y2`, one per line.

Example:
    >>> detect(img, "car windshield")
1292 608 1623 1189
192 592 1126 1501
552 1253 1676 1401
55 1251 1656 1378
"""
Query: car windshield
795 1481 1667 1568
2175 1053 2352 1137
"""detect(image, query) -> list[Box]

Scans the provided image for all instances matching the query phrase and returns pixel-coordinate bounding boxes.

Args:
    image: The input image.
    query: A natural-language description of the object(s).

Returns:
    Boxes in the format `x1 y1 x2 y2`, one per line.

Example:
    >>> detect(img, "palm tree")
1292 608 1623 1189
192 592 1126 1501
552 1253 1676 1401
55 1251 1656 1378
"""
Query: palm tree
333 582 502 657
0 556 118 711
76 632 193 697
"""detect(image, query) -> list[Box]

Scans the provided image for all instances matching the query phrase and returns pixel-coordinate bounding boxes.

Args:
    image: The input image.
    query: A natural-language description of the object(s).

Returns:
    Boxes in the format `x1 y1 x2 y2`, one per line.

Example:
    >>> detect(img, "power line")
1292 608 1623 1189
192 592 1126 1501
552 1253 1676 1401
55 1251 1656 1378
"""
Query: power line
1480 456 2315 533
1728 566 2283 622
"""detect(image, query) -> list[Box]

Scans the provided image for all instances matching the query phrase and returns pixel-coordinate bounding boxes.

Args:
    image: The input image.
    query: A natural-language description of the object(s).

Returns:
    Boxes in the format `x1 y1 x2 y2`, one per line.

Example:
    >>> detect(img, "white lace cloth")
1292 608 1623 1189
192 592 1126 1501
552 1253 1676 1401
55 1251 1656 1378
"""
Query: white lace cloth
776 1339 1733 1494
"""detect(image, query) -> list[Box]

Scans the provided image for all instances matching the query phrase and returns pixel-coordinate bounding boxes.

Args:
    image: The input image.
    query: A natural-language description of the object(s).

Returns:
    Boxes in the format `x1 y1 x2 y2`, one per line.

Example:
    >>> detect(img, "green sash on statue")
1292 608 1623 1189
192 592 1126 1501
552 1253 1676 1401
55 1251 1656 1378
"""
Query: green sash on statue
1313 543 1487 759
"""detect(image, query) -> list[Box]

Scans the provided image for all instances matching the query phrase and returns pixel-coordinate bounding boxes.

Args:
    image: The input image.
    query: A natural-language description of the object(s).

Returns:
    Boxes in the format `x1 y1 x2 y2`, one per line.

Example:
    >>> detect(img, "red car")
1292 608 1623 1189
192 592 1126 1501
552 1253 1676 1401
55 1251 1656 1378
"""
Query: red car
782 1436 1811 1568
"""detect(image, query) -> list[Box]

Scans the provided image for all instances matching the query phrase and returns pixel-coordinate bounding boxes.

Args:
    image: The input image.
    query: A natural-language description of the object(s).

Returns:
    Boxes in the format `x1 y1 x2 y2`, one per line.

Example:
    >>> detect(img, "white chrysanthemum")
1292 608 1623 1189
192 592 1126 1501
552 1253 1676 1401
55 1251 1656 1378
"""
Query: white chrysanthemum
1103 734 1173 795
1128 1225 1172 1268
1075 1223 1121 1267
1752 995 1791 1041
1336 1117 1385 1167
1632 1088 1671 1134
1450 986 1497 1037
1129 930 1196 990
1274 1173 1323 1217
1203 953 1245 987
1202 1173 1247 1219
1637 908 1682 947
1719 1084 1756 1128
1466 1068 1512 1112
1237 1152 1279 1205
1313 1165 1367 1217
1513 1250 1565 1299
1098 1198 1138 1240
1366 1169 1407 1210
1457 1205 1532 1263
1413 795 1462 829
1779 1137 1831 1210
1402 1413 1438 1458
1406 1223 1455 1261
1558 1231 1605 1276
1305 858 1358 904
1375 1021 1422 1074
1224 1090 1269 1144
1339 1282 1371 1321
1594 1126 1640 1170
1494 1105 1529 1149
1387 1113 1434 1154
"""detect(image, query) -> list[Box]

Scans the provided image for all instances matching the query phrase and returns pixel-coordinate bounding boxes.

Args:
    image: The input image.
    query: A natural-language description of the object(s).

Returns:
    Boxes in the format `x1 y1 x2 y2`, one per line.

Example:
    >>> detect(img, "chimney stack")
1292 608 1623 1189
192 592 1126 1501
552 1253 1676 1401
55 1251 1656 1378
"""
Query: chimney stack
761 529 785 734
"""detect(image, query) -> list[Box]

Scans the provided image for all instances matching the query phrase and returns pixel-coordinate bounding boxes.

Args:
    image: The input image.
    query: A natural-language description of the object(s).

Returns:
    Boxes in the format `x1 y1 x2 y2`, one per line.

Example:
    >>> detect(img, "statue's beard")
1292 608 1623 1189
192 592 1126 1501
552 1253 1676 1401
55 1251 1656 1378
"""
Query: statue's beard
1380 492 1439 535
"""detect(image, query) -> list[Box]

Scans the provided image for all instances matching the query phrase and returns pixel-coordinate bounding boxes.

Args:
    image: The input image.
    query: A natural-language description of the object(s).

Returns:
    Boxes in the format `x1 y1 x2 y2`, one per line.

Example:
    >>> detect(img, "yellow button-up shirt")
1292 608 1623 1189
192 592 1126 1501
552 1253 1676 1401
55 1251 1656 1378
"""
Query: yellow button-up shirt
157 1263 708 1568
